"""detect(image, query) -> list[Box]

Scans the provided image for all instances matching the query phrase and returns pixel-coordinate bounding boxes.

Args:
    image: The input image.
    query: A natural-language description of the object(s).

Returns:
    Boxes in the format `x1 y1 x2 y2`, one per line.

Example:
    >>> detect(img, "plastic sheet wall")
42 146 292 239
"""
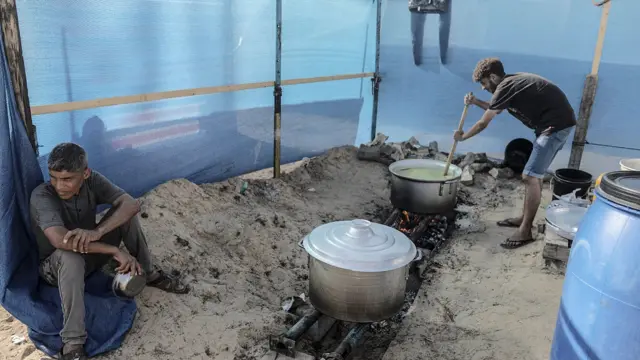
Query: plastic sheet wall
374 0 639 177
16 0 376 197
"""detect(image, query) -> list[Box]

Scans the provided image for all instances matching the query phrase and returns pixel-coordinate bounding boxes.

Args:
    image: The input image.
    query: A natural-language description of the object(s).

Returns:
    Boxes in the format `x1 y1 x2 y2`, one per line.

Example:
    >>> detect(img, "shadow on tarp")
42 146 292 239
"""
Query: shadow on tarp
37 97 364 198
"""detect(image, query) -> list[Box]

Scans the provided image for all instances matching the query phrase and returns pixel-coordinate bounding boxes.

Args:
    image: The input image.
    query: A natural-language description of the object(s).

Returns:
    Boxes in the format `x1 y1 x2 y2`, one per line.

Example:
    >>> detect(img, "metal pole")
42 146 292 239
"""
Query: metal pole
61 27 76 142
273 0 283 178
0 0 37 154
370 0 382 141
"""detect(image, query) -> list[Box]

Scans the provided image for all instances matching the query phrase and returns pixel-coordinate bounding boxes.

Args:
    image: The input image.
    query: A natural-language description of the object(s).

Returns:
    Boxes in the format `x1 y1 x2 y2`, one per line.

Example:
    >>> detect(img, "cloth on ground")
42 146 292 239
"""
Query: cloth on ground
0 30 136 357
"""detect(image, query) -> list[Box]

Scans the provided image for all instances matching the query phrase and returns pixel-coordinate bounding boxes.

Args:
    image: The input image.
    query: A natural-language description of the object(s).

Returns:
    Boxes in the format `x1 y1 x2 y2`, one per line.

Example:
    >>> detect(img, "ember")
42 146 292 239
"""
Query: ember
385 209 450 251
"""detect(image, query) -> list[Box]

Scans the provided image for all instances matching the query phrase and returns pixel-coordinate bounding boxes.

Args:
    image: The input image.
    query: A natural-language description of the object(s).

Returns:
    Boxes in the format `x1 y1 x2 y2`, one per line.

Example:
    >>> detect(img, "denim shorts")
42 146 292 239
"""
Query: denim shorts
523 127 573 179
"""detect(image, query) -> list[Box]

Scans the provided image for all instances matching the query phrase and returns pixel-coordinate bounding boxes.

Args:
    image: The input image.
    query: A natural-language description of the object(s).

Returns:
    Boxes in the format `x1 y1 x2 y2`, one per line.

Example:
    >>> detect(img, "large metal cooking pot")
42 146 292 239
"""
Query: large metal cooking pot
388 159 462 214
300 219 420 323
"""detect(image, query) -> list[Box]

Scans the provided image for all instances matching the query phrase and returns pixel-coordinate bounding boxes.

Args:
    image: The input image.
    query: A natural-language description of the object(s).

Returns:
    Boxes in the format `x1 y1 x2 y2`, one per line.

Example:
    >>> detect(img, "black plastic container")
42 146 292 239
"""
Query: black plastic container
504 138 533 173
552 168 593 199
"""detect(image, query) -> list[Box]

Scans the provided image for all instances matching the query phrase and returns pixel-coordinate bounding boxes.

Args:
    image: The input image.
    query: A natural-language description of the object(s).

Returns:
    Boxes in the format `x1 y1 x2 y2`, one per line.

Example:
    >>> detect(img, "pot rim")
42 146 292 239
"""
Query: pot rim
389 159 462 183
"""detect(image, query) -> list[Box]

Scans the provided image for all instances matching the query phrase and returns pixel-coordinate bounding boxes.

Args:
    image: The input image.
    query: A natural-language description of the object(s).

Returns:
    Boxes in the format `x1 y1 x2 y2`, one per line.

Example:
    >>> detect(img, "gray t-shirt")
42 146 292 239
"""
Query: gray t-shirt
489 73 576 137
30 170 126 261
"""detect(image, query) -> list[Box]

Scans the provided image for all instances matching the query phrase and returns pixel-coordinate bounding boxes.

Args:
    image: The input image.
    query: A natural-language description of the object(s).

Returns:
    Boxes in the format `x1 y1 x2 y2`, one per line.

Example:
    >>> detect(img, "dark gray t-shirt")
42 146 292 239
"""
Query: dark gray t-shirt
30 170 126 261
489 73 577 136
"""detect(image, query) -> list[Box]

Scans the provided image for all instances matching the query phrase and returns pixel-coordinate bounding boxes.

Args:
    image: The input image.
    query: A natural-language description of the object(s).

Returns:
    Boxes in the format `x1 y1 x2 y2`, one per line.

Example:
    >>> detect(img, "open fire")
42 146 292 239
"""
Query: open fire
385 209 449 251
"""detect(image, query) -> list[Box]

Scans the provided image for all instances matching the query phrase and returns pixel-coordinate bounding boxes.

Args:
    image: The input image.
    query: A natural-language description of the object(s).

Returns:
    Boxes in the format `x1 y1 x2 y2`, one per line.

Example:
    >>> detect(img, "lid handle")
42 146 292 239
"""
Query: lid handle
346 219 375 240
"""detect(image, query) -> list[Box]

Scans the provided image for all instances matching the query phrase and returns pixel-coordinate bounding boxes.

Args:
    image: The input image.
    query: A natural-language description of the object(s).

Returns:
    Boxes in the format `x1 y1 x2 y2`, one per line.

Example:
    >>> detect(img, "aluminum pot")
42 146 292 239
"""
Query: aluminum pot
112 272 146 299
300 219 421 323
388 159 462 214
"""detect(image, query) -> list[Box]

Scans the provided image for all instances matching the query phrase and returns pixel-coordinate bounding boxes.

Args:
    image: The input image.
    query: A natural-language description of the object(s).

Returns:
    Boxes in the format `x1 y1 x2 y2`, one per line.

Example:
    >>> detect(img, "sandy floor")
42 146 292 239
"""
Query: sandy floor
382 177 564 360
0 146 565 360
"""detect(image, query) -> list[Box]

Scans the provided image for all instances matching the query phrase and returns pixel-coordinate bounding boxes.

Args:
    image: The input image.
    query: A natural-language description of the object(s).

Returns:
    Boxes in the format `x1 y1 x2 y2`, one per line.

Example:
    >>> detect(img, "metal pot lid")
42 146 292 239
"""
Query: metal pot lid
302 219 417 272
545 201 588 238
598 171 640 210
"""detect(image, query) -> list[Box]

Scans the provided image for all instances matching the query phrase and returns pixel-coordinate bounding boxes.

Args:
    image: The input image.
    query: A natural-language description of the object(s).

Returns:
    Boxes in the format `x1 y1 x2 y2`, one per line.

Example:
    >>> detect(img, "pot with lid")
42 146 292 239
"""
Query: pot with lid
300 219 421 323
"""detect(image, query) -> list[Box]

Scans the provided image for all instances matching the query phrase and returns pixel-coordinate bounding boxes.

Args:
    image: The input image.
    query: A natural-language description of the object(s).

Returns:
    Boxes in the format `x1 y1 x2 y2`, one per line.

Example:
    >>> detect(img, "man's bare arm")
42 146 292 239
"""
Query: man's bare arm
461 109 500 141
96 194 140 237
44 226 119 255
472 98 502 113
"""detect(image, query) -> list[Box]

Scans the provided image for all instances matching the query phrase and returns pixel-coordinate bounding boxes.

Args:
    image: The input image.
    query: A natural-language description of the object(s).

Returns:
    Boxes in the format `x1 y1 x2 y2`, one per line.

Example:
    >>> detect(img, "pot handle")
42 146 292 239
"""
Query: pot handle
298 237 306 249
413 249 424 262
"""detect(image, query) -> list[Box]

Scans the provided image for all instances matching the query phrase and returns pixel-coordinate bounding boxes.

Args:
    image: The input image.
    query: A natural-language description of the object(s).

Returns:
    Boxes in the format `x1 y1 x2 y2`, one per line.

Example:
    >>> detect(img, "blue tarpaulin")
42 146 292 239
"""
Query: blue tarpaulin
0 28 136 357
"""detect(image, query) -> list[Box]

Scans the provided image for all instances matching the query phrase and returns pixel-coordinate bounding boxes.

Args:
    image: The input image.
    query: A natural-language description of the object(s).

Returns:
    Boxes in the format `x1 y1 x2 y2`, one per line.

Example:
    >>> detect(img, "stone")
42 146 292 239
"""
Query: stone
470 162 492 173
428 141 439 153
461 166 475 186
489 167 515 179
459 152 477 169
434 153 449 162
365 132 388 147
474 152 489 163
406 136 421 149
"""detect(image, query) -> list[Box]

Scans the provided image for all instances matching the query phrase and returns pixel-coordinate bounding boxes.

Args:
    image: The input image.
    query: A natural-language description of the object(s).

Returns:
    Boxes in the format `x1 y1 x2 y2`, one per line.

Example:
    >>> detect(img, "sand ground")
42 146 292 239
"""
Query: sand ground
0 146 564 360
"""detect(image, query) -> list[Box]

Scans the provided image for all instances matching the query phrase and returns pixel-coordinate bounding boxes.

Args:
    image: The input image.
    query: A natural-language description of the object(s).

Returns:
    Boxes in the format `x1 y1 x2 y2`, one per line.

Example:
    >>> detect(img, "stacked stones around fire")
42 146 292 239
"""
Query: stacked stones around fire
357 133 515 186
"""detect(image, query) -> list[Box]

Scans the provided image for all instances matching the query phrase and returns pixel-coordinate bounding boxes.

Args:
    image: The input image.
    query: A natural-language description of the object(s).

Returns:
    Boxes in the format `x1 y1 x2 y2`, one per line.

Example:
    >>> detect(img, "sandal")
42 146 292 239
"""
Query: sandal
496 218 522 228
500 238 536 249
61 347 87 360
147 269 190 294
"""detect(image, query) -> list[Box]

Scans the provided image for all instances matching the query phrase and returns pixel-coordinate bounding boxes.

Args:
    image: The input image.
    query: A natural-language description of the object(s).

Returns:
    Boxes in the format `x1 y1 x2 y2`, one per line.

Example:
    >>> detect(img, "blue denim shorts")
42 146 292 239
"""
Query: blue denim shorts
523 127 573 179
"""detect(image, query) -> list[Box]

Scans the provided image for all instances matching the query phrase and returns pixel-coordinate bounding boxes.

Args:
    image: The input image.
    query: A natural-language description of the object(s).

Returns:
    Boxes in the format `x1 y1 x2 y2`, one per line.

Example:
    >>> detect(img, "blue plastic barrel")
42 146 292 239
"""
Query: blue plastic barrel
550 171 640 360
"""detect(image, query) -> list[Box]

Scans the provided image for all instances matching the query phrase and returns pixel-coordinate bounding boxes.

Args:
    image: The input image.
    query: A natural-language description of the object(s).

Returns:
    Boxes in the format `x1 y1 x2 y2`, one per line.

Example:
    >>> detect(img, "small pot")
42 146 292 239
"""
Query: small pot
388 159 462 214
112 272 147 299
300 219 421 323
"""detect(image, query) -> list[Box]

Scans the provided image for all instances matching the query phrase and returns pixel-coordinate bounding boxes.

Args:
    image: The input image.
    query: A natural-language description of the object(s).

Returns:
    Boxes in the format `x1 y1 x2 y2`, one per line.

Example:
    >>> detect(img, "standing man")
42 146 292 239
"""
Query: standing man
453 58 576 249
31 143 189 360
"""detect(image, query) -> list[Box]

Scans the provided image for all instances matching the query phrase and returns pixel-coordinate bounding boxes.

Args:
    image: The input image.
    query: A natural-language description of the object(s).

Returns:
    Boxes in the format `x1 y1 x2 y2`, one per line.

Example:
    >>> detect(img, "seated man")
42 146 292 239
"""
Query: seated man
30 143 189 360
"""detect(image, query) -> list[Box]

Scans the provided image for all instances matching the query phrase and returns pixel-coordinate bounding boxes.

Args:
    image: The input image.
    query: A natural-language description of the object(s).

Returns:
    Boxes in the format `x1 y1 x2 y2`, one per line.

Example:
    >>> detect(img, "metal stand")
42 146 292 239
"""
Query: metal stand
321 323 370 360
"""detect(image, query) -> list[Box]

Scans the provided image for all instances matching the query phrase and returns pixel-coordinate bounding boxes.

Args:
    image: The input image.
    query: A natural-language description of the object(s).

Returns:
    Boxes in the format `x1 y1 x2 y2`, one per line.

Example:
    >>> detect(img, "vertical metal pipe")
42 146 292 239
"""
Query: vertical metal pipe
273 0 283 178
370 0 382 141
61 27 76 142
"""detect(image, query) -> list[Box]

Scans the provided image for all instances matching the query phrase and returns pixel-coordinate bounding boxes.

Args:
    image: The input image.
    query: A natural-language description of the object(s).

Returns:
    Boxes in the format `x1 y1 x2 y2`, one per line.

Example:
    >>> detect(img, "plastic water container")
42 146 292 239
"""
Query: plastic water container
550 171 640 360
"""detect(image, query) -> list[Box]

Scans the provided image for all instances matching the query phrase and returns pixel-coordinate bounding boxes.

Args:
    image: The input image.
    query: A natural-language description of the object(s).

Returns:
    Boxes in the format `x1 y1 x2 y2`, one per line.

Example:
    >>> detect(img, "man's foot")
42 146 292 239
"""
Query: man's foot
500 230 535 249
496 217 523 228
147 269 190 294
61 344 87 360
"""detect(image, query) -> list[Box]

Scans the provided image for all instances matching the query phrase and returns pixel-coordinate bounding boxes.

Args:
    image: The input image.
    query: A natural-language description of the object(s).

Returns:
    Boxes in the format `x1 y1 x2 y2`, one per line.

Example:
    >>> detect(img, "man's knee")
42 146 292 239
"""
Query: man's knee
55 250 86 279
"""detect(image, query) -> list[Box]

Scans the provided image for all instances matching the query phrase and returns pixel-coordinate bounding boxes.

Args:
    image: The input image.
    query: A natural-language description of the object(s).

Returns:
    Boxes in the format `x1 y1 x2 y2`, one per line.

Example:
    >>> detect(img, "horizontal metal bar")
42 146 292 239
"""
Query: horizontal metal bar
30 72 375 116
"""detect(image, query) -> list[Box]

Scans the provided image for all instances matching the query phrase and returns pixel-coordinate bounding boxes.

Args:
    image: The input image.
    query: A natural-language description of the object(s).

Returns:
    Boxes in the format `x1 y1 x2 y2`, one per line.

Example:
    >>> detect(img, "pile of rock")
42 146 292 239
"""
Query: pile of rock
357 133 517 186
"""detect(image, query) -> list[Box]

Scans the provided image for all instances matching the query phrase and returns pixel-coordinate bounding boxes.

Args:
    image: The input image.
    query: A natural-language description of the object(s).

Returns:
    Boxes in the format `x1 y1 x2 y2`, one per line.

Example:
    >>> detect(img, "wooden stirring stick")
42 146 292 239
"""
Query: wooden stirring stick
444 92 473 176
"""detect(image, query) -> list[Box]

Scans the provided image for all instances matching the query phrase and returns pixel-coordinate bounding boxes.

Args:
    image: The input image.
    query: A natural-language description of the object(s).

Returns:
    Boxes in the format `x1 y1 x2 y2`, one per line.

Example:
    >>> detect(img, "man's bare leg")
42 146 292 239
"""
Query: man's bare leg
503 175 541 247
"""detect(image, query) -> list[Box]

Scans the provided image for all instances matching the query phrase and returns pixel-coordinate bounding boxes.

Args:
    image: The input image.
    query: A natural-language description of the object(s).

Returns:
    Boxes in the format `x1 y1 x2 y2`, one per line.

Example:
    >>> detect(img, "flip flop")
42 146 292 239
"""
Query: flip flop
500 238 536 249
147 269 190 294
496 218 521 228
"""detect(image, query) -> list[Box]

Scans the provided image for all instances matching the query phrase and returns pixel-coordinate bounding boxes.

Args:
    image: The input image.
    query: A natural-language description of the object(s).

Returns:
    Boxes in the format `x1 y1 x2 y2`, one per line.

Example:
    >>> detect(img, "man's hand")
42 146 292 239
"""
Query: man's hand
64 229 102 254
453 130 465 142
113 249 143 275
464 93 476 106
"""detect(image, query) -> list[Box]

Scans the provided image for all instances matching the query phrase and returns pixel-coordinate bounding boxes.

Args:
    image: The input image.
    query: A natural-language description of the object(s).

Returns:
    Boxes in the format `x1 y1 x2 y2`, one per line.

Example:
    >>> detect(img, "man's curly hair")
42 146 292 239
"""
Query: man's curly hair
472 58 505 82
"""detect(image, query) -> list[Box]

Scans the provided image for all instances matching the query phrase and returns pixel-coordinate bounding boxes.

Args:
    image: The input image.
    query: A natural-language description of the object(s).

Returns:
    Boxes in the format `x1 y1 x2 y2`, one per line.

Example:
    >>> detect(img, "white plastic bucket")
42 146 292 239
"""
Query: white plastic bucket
620 159 640 171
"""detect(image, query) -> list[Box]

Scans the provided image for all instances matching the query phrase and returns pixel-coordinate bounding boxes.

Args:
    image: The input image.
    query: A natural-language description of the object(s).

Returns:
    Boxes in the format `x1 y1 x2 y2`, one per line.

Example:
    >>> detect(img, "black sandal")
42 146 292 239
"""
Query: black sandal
61 347 87 360
496 218 522 228
500 238 536 249
147 269 190 294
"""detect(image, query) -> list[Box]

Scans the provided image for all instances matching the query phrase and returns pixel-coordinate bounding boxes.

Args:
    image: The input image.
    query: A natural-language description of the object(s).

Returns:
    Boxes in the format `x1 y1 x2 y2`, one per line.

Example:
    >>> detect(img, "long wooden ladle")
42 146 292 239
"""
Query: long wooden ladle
443 92 473 176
